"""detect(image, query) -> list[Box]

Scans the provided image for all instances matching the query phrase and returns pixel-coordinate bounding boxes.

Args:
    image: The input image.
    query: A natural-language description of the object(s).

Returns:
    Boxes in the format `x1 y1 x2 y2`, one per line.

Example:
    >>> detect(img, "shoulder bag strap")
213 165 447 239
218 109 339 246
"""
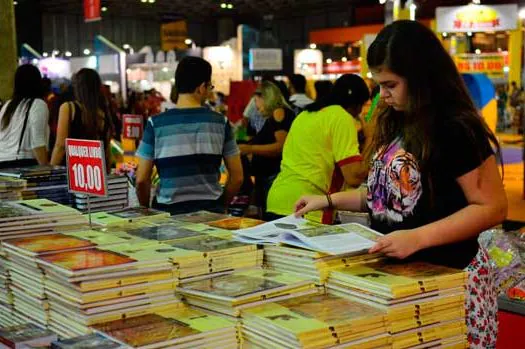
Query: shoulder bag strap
17 98 35 155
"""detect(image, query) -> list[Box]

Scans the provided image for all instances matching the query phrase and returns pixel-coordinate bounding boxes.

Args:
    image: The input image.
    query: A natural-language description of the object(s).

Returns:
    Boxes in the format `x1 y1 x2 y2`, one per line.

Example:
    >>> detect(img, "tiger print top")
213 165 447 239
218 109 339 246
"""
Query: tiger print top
366 120 494 269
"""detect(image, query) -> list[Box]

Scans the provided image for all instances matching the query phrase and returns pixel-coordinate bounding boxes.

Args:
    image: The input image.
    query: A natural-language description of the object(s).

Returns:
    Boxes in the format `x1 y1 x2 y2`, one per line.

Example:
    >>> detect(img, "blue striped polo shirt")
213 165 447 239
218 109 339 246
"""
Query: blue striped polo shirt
136 107 239 205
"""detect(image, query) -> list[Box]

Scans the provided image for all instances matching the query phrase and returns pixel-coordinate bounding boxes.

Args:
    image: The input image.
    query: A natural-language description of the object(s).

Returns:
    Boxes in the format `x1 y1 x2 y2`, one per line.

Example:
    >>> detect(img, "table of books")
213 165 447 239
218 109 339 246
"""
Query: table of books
0 200 471 349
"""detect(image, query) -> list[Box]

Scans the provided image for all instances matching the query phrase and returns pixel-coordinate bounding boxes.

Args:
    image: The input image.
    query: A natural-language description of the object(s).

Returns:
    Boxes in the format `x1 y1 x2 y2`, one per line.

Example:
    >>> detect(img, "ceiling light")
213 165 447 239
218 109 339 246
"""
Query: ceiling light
141 0 147 2
13 1 18 5
504 66 510 73
475 49 481 54
467 32 473 36
32 59 38 65
520 9 525 19
379 0 387 4
83 48 91 55
101 6 107 12
472 0 480 4
442 32 448 37
366 72 373 79
148 0 155 3
309 43 317 49
227 3 233 9
410 4 417 10
162 67 169 72
341 57 348 62
326 58 332 64
123 44 130 49
65 51 72 57
220 3 226 8
185 38 193 45
52 50 60 56
43 52 49 57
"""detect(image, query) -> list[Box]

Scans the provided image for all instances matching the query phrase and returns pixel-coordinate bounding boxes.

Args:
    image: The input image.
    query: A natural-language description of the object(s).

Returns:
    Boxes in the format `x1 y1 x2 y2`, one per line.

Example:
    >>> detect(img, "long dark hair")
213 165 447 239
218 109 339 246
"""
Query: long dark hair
306 74 369 112
2 64 43 130
367 20 500 170
72 68 104 138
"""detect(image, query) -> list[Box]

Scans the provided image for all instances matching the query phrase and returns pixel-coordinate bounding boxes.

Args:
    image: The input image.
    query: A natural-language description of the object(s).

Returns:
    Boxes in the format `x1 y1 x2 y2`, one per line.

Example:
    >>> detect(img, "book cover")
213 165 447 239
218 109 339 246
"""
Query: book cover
172 211 230 224
179 269 311 300
93 313 201 347
127 225 205 242
38 249 137 272
0 324 57 348
207 217 265 230
51 333 124 349
4 234 95 255
168 235 251 253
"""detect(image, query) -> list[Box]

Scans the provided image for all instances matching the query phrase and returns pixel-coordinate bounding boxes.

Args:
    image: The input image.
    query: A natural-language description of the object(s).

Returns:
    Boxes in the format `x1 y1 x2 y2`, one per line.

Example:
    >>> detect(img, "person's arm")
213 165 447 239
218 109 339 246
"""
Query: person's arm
369 155 507 258
32 147 49 165
223 154 244 206
135 118 156 206
135 158 154 207
294 188 367 217
50 103 71 165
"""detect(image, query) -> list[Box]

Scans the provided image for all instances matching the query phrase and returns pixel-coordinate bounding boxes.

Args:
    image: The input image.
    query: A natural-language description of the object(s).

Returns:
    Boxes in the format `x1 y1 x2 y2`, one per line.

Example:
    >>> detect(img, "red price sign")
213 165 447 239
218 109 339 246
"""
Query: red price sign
66 139 107 197
122 114 143 139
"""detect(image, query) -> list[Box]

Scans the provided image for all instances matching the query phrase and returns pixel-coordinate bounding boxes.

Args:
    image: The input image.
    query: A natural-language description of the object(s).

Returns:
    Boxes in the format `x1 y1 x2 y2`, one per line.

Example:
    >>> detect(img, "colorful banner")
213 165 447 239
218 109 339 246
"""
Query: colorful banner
161 21 188 51
436 4 518 33
84 0 101 23
454 53 505 79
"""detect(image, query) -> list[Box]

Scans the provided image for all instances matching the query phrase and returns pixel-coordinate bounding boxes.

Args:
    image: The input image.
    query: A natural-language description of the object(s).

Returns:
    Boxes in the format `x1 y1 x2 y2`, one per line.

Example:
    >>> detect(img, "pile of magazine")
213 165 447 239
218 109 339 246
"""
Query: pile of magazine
72 175 129 213
327 261 469 348
0 166 71 206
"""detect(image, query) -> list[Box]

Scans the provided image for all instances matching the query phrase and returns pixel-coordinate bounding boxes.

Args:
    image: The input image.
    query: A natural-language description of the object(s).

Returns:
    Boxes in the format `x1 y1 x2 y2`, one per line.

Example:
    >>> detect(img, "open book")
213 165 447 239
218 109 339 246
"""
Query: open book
234 215 383 255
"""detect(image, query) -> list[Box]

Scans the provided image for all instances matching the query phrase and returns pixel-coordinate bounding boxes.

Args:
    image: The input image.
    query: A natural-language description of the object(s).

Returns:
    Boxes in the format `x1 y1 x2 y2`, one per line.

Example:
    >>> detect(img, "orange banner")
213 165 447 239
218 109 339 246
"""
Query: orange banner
161 21 188 51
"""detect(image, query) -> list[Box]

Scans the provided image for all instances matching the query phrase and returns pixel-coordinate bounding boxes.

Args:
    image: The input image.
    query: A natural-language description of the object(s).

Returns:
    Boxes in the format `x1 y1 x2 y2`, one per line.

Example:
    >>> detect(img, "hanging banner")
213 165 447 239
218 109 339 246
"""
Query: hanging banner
161 21 188 51
454 53 505 79
84 0 101 23
436 4 518 33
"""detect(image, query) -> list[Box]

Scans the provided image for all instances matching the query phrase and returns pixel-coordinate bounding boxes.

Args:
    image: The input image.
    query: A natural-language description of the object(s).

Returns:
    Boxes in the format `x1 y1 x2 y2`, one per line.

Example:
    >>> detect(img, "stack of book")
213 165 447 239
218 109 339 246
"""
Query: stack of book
72 175 129 213
0 166 70 205
0 199 86 241
88 207 170 226
0 323 58 348
0 254 17 328
327 261 469 348
51 333 126 349
92 305 238 349
1 229 146 330
241 292 390 349
261 222 383 283
0 176 26 201
36 240 181 338
166 235 264 281
176 269 320 317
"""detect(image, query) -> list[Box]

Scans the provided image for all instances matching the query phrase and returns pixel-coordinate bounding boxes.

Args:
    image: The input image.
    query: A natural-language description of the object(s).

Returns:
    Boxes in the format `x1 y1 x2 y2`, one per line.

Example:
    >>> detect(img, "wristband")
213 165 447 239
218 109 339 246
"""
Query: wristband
326 194 333 210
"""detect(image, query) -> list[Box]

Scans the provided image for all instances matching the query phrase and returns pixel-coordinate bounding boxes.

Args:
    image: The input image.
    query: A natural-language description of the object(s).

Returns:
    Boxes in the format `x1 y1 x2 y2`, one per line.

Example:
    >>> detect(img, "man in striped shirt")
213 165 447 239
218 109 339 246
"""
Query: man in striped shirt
135 57 243 214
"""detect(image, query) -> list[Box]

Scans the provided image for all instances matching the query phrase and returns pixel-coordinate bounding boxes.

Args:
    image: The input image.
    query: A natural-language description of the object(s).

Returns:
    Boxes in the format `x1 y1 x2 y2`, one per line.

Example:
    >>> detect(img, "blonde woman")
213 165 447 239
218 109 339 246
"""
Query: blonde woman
238 81 295 218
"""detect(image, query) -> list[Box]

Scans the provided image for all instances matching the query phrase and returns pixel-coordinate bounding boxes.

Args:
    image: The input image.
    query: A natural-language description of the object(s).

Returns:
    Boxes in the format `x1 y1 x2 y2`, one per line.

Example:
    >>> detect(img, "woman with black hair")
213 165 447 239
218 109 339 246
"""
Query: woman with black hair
0 64 49 168
295 21 506 348
51 68 112 168
266 74 371 223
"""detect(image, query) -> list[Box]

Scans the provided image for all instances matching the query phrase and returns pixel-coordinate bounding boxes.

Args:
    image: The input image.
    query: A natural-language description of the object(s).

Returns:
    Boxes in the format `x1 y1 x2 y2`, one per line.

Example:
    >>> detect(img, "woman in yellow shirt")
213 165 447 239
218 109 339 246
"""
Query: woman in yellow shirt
266 74 372 223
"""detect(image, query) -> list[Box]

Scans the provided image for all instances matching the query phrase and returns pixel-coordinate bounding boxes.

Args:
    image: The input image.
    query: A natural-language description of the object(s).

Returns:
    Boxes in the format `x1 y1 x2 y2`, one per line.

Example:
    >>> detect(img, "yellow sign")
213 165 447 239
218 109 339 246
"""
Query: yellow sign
454 54 505 79
161 21 188 51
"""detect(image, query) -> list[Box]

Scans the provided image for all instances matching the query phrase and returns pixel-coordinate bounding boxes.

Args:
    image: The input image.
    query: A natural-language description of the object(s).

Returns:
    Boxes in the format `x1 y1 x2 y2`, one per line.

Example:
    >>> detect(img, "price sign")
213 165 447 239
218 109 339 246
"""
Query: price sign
122 114 143 139
65 139 107 197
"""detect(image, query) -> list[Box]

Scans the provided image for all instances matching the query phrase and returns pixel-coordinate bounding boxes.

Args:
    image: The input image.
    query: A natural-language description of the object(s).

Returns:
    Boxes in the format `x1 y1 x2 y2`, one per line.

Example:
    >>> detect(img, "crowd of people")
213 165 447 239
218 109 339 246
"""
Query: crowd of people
0 20 508 348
